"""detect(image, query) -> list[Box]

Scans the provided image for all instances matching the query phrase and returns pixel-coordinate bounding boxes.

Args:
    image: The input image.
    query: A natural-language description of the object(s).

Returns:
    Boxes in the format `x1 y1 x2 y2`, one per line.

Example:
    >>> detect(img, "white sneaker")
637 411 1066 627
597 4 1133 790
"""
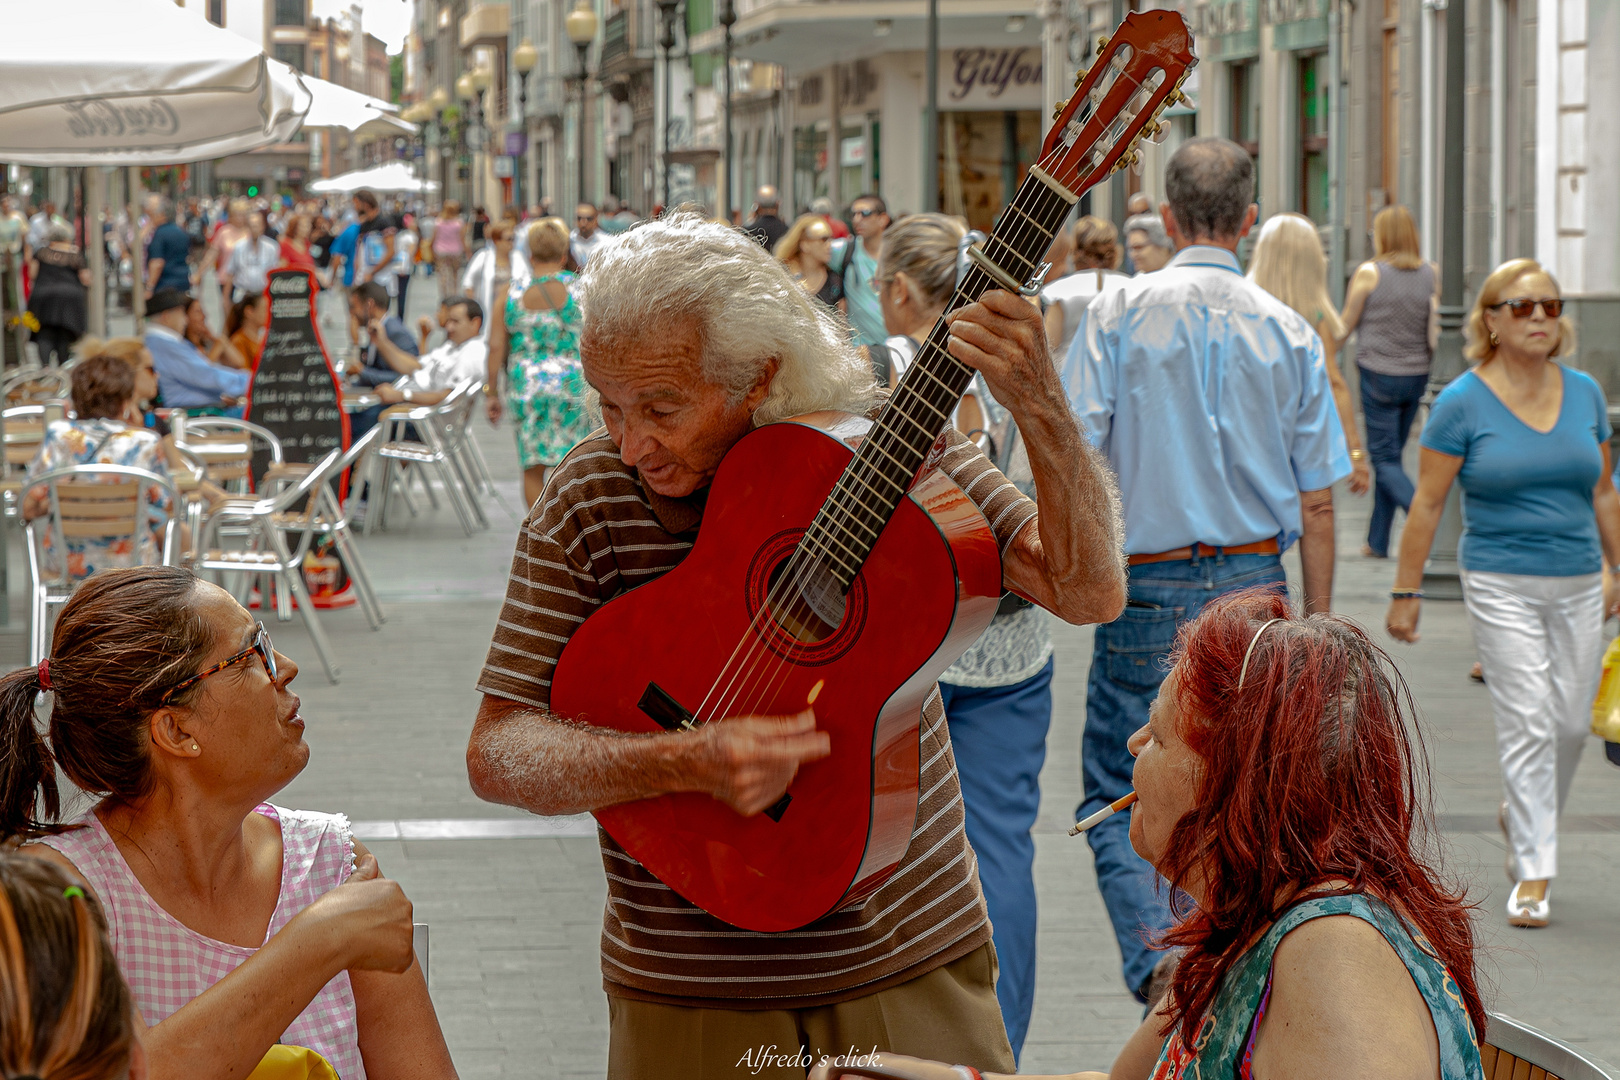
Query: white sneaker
1506 882 1550 928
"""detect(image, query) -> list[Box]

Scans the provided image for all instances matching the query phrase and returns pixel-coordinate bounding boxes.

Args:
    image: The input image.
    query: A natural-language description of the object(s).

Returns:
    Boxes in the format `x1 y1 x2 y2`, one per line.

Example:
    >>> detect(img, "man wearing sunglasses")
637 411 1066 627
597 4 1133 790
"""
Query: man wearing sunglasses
570 203 609 269
842 194 891 348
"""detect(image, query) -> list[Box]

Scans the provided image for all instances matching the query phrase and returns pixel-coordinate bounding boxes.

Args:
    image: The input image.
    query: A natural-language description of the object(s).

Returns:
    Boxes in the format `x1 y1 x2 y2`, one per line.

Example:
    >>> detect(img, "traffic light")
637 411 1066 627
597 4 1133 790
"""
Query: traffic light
247 185 259 197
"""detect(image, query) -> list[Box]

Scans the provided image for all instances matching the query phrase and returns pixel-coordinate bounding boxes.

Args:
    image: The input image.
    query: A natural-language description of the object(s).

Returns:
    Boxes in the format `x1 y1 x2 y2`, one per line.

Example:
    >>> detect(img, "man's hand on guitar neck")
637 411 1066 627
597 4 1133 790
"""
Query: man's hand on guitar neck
942 290 1128 628
467 697 831 818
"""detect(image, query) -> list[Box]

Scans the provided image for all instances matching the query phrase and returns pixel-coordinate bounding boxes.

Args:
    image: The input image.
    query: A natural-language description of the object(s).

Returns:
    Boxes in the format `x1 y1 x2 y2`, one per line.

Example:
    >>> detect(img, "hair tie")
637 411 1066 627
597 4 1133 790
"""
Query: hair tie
36 658 50 691
1237 618 1284 691
62 886 84 901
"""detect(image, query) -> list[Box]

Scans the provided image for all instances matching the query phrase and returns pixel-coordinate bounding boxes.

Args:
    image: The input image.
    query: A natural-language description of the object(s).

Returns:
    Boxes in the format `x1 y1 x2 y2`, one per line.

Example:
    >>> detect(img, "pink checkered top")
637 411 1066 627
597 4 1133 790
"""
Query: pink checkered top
42 803 365 1079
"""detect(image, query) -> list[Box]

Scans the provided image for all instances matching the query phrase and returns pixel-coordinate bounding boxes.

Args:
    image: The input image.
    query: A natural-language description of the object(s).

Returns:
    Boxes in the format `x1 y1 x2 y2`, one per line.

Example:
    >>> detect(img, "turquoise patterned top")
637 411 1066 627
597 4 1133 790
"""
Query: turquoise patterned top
1150 894 1482 1080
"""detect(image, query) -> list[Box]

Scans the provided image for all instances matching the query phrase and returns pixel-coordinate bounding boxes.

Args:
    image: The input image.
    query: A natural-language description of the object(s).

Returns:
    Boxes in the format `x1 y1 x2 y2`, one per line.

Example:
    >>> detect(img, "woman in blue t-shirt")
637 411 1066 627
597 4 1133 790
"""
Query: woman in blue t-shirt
1386 258 1620 931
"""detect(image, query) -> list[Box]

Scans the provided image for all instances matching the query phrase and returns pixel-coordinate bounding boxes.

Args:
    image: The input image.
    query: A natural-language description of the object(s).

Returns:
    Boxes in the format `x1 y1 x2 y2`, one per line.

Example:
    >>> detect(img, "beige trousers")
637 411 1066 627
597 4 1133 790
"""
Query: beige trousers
606 942 1015 1080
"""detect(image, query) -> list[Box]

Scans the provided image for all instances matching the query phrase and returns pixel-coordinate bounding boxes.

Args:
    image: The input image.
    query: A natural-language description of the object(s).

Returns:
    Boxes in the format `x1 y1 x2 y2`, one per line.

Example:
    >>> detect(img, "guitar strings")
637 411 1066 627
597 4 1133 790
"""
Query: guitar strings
688 49 1170 733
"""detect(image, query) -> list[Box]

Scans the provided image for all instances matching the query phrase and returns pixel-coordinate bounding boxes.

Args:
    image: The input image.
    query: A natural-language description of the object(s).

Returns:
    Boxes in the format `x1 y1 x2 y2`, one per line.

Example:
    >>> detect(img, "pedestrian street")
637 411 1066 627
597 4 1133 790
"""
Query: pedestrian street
5 273 1614 1078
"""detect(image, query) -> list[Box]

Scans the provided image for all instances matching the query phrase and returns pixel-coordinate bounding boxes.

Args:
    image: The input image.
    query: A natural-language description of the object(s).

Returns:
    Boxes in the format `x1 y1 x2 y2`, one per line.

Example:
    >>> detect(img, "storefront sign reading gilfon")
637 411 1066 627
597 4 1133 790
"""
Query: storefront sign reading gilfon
941 48 1043 111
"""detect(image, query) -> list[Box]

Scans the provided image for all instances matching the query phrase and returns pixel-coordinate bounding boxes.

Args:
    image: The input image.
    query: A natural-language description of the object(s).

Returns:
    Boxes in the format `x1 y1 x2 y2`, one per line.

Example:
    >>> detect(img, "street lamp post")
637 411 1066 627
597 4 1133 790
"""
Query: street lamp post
470 63 493 213
566 0 599 209
654 0 682 210
720 0 735 222
513 38 538 212
456 72 477 209
430 86 450 202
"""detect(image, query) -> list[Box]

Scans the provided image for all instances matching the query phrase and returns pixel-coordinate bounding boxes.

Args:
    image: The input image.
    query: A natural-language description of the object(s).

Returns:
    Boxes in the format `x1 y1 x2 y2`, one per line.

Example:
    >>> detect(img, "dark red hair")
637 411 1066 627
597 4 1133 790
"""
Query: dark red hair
1154 589 1484 1043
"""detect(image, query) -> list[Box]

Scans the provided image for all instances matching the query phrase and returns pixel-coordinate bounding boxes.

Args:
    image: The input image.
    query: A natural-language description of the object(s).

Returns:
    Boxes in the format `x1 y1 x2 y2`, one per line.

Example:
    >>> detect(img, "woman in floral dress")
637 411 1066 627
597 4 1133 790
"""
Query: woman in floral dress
486 216 593 509
24 354 174 578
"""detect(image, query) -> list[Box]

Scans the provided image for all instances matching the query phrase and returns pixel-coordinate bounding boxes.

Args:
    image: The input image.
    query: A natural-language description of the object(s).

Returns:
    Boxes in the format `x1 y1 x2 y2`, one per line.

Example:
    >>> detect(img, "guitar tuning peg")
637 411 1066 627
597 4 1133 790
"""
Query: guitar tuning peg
1073 66 1089 88
1052 97 1070 121
1097 35 1110 53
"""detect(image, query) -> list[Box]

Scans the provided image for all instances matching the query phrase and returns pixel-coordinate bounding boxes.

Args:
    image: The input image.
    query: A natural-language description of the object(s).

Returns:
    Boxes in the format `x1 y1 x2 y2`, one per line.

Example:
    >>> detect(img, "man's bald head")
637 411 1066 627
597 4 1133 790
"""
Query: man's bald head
755 185 780 210
1164 137 1255 243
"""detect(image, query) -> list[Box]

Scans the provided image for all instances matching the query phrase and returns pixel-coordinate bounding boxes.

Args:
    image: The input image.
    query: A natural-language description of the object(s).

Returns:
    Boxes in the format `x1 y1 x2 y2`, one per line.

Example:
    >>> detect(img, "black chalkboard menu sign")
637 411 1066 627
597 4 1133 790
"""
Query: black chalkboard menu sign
244 268 349 489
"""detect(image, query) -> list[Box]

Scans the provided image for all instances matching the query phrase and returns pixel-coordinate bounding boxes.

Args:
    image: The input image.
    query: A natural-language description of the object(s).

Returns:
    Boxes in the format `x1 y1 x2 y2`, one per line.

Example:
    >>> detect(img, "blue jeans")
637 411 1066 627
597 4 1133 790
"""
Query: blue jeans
1359 367 1429 557
1081 552 1286 998
940 657 1054 1064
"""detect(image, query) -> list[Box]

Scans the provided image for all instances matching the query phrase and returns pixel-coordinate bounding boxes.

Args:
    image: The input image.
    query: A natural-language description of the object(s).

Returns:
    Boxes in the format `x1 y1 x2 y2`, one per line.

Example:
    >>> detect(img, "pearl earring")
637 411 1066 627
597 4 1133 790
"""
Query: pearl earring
191 744 199 752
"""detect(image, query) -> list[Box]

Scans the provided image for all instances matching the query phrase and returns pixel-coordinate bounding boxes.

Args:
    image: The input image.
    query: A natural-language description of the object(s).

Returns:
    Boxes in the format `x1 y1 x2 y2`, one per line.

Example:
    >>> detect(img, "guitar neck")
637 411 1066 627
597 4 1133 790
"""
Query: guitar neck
801 170 1078 589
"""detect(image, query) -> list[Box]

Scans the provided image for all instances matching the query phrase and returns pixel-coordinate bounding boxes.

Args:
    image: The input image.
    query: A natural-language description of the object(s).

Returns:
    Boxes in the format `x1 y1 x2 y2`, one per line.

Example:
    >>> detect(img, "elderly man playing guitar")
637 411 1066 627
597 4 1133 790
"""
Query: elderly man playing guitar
467 209 1125 1078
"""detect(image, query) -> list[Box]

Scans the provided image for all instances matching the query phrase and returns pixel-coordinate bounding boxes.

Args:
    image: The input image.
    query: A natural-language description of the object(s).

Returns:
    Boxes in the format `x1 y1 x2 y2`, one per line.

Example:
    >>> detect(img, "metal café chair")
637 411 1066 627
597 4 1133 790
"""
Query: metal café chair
172 416 284 495
1 403 60 519
1483 1012 1620 1080
24 463 179 665
365 382 487 537
194 448 346 684
2 366 70 406
257 426 387 631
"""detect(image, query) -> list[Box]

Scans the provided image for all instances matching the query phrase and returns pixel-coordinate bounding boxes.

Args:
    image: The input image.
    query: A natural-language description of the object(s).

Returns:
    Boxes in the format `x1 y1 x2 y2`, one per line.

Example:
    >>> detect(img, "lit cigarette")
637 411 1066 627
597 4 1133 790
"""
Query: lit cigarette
1069 791 1138 836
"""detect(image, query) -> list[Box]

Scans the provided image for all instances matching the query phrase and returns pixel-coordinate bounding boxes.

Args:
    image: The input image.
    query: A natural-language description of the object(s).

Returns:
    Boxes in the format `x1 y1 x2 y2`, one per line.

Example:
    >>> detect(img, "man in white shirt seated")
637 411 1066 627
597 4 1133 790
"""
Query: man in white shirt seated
350 296 487 442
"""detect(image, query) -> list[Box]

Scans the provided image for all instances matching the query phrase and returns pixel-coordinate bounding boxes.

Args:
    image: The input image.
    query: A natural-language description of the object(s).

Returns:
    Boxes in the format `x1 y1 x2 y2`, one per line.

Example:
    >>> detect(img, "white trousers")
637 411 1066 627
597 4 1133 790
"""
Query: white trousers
1461 570 1603 881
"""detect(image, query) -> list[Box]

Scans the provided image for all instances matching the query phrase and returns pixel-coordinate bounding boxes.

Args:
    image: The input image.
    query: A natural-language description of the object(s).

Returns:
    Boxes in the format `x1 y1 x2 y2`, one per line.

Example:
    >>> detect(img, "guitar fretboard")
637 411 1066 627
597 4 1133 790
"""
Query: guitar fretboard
797 172 1076 590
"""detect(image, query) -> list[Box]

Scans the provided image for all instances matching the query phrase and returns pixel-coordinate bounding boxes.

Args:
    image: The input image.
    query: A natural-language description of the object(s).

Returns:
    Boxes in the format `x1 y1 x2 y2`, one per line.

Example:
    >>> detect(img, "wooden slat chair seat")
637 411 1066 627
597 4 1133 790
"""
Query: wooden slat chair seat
24 463 178 663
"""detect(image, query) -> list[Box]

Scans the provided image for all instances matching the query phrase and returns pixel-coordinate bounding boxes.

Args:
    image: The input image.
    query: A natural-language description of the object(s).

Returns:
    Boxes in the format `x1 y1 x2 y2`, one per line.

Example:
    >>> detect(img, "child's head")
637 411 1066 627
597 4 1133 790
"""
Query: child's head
0 856 141 1080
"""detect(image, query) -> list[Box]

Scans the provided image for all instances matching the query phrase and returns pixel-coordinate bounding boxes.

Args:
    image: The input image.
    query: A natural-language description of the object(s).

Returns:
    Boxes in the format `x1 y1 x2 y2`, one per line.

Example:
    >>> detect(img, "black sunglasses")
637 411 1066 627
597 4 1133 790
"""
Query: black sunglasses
852 208 883 218
162 623 277 705
1490 298 1563 319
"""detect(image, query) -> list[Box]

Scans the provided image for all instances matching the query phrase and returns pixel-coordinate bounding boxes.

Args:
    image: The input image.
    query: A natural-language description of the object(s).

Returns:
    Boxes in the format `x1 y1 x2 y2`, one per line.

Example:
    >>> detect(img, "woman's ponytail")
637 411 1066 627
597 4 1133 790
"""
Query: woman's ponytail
0 664 59 842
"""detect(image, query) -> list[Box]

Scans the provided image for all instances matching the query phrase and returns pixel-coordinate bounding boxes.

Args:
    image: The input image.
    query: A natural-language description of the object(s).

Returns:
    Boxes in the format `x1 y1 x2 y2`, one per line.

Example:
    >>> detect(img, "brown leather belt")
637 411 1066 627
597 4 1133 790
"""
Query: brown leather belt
1128 539 1280 566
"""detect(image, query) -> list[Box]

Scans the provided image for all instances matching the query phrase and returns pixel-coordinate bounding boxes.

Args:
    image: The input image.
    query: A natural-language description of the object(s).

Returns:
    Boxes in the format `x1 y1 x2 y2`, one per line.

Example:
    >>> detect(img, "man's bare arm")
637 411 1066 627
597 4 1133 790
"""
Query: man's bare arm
1297 486 1336 614
467 695 830 817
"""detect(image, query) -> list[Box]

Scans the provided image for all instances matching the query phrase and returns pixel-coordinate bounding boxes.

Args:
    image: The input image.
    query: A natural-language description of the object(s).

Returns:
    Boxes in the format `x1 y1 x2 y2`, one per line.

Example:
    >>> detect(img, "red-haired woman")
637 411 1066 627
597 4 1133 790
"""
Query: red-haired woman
810 590 1485 1080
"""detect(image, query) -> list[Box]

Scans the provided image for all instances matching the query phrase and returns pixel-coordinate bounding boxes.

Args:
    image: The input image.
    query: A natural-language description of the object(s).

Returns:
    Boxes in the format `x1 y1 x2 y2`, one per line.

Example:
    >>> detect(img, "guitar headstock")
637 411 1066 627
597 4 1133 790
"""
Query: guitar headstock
1037 9 1198 199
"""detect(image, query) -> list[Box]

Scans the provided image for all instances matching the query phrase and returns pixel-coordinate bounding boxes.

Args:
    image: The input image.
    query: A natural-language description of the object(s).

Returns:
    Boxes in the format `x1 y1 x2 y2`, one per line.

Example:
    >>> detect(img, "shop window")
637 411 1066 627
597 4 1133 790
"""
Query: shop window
274 43 306 73
1298 52 1329 223
1229 61 1259 158
273 0 304 27
938 111 1040 234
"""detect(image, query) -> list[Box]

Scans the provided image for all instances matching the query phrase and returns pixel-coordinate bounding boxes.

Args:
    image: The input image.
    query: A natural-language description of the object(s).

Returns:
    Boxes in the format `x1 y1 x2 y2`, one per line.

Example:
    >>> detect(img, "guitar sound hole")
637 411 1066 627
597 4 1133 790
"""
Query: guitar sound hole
765 556 846 644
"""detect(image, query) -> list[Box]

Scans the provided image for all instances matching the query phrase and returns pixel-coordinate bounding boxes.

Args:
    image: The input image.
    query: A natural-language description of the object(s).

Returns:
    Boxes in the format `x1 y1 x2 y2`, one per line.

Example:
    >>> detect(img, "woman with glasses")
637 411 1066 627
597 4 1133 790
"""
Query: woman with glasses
0 567 457 1079
774 214 846 313
1387 257 1620 930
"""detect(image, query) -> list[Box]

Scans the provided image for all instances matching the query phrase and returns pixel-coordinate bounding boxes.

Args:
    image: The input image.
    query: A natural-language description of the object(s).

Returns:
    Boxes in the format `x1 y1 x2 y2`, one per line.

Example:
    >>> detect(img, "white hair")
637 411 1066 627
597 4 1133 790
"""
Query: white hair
577 210 877 426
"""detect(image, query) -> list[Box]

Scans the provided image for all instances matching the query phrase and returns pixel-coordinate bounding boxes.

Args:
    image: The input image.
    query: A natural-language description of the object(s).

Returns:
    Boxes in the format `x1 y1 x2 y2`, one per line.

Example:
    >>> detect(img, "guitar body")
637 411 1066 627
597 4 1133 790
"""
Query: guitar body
549 414 1003 932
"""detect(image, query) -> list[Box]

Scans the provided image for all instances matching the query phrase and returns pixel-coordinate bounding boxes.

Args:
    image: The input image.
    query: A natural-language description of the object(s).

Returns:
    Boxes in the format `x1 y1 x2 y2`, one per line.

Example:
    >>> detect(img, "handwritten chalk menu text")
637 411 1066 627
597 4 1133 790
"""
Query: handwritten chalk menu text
245 269 348 484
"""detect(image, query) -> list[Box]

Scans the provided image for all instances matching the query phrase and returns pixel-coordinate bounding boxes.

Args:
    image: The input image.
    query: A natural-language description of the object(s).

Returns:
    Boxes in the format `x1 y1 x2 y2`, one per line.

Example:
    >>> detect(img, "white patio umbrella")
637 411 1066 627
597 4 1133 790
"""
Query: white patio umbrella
283 64 417 142
0 0 311 165
310 162 437 195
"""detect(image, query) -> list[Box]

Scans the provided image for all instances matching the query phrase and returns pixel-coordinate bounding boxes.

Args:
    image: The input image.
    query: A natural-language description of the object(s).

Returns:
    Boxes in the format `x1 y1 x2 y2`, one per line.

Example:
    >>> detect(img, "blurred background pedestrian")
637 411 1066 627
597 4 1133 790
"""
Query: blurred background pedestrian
775 215 844 313
1339 205 1439 558
26 220 88 366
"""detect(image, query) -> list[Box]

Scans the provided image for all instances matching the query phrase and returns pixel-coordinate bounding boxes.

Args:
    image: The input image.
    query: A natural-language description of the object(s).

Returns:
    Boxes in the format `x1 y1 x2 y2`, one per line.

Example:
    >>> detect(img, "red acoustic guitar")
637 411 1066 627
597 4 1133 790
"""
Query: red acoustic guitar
550 12 1198 932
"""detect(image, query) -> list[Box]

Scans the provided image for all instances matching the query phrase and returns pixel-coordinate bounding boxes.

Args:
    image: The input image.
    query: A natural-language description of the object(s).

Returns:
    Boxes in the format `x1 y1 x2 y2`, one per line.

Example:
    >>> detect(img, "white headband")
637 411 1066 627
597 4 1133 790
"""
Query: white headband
1237 619 1284 691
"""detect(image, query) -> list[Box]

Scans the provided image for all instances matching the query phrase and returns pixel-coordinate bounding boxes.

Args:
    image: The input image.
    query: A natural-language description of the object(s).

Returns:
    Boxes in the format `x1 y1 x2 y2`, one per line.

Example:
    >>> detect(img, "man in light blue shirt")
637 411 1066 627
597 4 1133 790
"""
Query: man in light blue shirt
144 289 251 415
1064 137 1350 1004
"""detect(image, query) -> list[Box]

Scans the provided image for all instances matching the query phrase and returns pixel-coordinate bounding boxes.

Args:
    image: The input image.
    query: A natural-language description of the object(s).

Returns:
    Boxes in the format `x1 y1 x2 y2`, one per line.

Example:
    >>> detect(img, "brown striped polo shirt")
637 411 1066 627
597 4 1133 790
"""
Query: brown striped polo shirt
477 425 1039 1010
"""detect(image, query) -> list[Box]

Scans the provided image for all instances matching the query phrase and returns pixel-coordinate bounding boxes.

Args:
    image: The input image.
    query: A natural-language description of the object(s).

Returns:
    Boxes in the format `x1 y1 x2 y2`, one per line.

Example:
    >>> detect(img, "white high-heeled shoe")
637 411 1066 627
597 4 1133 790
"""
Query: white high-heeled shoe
1507 882 1550 928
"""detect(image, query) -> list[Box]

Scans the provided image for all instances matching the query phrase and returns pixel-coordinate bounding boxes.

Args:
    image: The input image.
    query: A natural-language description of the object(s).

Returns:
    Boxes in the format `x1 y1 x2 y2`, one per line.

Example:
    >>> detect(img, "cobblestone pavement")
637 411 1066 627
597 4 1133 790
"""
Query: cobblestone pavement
14 269 1619 1076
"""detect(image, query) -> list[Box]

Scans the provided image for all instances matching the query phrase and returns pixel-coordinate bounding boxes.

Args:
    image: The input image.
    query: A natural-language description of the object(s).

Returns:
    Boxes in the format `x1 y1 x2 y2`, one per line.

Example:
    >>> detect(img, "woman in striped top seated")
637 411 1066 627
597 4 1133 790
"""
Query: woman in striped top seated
817 591 1485 1080
1 566 458 1080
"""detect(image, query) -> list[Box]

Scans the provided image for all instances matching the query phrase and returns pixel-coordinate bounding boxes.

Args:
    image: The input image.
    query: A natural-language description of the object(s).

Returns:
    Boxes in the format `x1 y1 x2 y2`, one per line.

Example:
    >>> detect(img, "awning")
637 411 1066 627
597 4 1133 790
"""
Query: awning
308 162 438 194
290 65 416 142
0 0 310 165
